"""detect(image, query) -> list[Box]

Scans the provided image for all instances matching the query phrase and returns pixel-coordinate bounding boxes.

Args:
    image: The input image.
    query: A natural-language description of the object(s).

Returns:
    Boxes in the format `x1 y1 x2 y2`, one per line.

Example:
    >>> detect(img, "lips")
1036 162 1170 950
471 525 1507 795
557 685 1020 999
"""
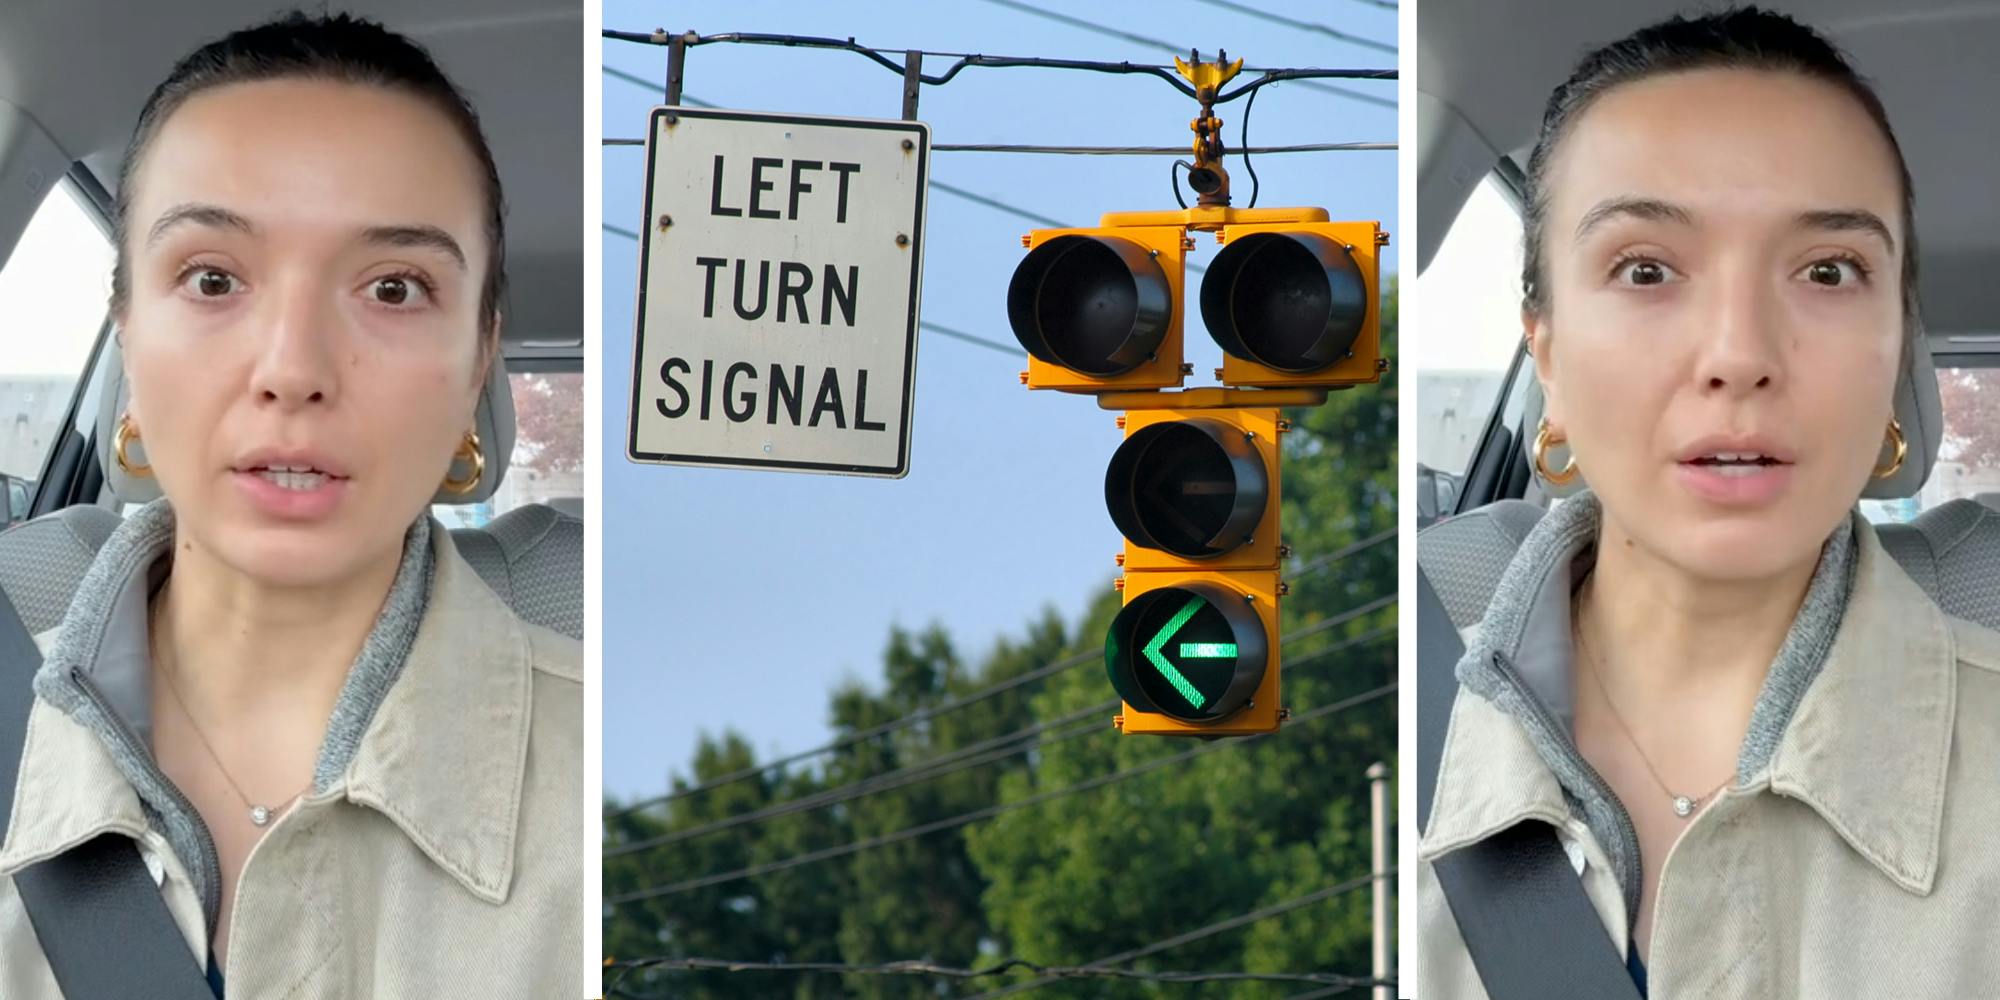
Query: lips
1672 436 1796 505
253 466 333 492
1685 451 1786 477
1674 436 1797 468
232 448 351 480
231 450 352 520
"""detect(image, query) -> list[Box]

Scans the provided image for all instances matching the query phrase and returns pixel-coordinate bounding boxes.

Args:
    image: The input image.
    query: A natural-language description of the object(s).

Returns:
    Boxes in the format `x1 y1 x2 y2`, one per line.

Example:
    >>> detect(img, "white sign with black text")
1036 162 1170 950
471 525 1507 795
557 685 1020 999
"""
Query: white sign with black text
627 107 930 477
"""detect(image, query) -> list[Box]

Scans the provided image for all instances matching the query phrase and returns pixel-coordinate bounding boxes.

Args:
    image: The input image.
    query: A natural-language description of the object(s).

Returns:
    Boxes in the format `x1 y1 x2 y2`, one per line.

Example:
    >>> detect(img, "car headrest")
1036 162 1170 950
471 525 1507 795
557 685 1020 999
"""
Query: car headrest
95 334 514 505
1520 334 1942 500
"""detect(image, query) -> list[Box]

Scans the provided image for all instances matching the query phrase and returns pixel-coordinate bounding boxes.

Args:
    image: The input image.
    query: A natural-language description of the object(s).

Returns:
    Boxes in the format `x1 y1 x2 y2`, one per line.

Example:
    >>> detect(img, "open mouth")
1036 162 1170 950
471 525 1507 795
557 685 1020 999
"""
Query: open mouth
243 464 343 491
1684 452 1789 477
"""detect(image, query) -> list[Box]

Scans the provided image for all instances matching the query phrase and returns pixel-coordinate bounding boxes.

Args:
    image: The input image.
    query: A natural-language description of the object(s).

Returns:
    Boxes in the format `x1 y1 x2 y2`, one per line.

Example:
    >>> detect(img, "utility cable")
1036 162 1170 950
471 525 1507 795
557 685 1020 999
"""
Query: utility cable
966 0 1394 109
606 620 1392 856
1184 0 1396 54
605 959 1388 997
961 871 1392 999
605 680 1395 905
602 138 1393 153
603 28 1394 104
608 878 1393 997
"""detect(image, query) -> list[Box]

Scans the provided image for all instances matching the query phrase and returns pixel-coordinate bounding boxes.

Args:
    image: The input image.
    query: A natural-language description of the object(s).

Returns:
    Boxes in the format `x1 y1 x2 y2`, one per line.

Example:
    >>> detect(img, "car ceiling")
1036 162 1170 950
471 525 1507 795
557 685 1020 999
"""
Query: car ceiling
1418 0 2000 346
0 0 580 358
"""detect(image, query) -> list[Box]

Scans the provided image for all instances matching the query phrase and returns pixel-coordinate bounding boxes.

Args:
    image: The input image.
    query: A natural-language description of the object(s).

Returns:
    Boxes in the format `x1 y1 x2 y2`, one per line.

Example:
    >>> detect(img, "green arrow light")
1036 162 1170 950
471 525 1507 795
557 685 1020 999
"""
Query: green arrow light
1142 596 1209 709
1179 643 1237 658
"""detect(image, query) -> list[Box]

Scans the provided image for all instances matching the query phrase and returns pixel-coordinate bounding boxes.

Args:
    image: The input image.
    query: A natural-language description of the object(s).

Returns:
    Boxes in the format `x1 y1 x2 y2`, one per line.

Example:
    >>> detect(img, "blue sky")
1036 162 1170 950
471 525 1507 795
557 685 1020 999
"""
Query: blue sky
601 0 1398 801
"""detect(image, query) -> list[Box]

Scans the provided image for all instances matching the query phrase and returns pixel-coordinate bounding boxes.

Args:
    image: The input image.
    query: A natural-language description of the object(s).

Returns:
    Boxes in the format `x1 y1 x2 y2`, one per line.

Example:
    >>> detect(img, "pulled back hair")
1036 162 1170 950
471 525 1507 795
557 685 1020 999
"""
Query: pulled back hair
110 11 507 337
1519 6 1918 341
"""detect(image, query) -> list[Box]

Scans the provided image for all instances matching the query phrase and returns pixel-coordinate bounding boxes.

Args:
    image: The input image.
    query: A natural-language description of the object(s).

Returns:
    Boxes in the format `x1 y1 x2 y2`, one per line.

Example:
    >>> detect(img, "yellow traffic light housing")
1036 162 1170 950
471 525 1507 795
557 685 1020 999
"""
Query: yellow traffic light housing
1206 218 1385 389
1103 402 1290 736
1105 407 1281 573
1109 567 1282 737
1008 223 1188 392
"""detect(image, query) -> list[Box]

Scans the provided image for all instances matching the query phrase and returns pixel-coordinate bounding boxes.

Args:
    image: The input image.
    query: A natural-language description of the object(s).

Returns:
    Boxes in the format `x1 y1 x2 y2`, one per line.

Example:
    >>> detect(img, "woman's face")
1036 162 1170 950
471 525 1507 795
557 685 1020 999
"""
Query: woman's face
1530 68 1906 581
121 78 492 589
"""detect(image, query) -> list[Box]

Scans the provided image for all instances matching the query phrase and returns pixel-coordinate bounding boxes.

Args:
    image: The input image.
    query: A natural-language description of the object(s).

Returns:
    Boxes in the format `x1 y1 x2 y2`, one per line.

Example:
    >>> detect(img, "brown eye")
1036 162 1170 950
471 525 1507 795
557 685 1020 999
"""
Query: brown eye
368 274 432 308
195 269 234 296
1614 258 1675 286
1806 261 1851 286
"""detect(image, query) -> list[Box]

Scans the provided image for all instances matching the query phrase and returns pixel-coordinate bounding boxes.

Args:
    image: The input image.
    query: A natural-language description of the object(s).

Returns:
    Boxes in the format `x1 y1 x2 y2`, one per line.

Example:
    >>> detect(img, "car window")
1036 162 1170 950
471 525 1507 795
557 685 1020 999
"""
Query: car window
1867 363 2000 523
1415 174 1525 482
431 370 583 529
0 177 113 505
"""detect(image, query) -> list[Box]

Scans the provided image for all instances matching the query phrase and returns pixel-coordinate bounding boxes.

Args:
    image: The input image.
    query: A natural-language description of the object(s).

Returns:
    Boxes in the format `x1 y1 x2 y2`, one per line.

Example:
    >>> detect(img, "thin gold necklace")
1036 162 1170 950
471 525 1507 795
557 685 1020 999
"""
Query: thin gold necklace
1572 587 1732 820
151 590 313 828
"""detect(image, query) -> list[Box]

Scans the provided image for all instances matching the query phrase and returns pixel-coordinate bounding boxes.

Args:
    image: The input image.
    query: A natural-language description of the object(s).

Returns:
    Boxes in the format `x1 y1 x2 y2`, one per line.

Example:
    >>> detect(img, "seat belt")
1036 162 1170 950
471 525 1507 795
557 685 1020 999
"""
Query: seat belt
1417 566 1643 1000
0 586 216 1000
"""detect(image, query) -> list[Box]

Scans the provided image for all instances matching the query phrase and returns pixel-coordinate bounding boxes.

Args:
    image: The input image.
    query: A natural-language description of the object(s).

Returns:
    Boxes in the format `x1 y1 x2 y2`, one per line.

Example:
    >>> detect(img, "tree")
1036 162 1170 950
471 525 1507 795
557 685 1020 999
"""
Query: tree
1935 367 2000 472
511 372 584 476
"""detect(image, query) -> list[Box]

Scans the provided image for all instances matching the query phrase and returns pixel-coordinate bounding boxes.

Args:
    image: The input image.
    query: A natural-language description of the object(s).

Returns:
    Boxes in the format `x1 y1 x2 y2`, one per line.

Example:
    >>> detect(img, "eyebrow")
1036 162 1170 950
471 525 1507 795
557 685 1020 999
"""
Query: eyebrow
147 202 255 247
1796 209 1896 255
1573 197 1694 243
361 225 468 270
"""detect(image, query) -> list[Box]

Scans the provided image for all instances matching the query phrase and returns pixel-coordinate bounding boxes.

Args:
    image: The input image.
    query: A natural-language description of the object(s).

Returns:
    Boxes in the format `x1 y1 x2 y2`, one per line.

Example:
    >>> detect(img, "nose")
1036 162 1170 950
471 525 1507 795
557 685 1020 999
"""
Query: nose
248 273 340 409
1691 264 1784 397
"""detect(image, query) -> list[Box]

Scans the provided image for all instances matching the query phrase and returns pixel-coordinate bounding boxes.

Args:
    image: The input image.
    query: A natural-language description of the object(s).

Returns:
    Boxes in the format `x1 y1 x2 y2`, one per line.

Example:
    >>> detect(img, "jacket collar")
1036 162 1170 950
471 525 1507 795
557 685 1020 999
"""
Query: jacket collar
0 514 533 906
1423 502 1955 897
1765 519 1955 894
339 522 533 904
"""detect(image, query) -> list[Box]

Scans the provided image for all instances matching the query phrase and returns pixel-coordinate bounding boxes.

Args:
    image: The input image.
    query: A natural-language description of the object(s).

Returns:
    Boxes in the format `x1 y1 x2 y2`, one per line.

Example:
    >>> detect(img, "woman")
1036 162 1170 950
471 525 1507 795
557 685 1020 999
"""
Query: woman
1419 8 2000 998
0 13 580 997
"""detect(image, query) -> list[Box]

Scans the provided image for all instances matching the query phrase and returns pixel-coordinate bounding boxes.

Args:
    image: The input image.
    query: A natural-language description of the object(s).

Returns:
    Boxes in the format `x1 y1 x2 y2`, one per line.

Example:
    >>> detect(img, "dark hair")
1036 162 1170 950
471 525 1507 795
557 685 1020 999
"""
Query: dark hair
111 11 506 337
1520 7 1918 341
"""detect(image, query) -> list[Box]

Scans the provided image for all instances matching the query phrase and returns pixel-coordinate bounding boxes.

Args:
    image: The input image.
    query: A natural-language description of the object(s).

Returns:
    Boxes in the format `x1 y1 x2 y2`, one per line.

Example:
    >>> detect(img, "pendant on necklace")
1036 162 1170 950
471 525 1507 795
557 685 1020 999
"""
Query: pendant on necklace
1673 796 1695 818
250 805 272 827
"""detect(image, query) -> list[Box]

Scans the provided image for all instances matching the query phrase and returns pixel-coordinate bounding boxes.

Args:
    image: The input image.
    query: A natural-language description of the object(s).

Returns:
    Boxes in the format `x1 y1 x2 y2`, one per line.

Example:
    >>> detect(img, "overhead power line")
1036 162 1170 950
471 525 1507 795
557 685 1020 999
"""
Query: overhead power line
967 0 1394 108
602 28 1393 105
961 871 1392 999
1184 0 1397 54
603 530 1395 820
1288 525 1397 580
606 957 1388 997
606 620 1393 857
605 679 1395 905
602 137 1393 153
609 876 1394 997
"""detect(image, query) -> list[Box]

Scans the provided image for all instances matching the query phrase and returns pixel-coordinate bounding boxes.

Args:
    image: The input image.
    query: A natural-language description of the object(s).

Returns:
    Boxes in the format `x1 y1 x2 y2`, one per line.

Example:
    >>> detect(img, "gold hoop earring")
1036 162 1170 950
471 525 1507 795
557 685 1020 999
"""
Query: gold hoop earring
441 430 485 495
1873 418 1907 480
113 415 152 477
1532 418 1579 487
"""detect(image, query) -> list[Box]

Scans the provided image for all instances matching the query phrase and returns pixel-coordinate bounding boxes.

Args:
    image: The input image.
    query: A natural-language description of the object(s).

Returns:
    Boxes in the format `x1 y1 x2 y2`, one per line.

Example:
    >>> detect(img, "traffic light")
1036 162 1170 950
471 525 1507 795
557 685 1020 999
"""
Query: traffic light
1104 405 1285 736
1006 205 1384 738
1007 223 1188 391
1203 218 1384 388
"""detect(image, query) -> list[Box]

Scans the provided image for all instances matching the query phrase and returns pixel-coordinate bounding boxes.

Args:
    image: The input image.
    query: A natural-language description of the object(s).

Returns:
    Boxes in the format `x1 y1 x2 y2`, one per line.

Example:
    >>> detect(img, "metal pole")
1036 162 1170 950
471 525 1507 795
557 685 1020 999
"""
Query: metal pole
666 31 688 105
1368 761 1391 1000
902 50 922 120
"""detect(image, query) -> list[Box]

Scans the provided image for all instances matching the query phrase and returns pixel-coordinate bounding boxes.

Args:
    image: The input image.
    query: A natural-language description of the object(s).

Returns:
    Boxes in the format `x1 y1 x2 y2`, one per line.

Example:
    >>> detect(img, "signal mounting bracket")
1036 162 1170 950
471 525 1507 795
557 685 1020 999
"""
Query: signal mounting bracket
1173 50 1244 207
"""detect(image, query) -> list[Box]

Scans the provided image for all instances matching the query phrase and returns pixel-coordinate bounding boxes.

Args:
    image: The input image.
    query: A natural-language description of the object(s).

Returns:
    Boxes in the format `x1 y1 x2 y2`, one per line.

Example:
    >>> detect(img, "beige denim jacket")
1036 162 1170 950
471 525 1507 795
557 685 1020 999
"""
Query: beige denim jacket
0 514 582 998
1420 508 2000 999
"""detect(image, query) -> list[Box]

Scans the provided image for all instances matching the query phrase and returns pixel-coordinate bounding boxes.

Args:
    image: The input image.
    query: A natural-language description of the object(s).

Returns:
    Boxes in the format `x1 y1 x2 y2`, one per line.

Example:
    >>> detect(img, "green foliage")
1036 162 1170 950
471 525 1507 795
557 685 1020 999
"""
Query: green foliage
605 282 1399 998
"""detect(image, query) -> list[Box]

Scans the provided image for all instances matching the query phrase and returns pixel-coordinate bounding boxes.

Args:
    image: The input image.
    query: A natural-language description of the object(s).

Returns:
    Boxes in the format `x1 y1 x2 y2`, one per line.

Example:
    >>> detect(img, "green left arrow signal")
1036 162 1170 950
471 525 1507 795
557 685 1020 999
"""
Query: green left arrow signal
1142 596 1211 709
1179 643 1237 658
